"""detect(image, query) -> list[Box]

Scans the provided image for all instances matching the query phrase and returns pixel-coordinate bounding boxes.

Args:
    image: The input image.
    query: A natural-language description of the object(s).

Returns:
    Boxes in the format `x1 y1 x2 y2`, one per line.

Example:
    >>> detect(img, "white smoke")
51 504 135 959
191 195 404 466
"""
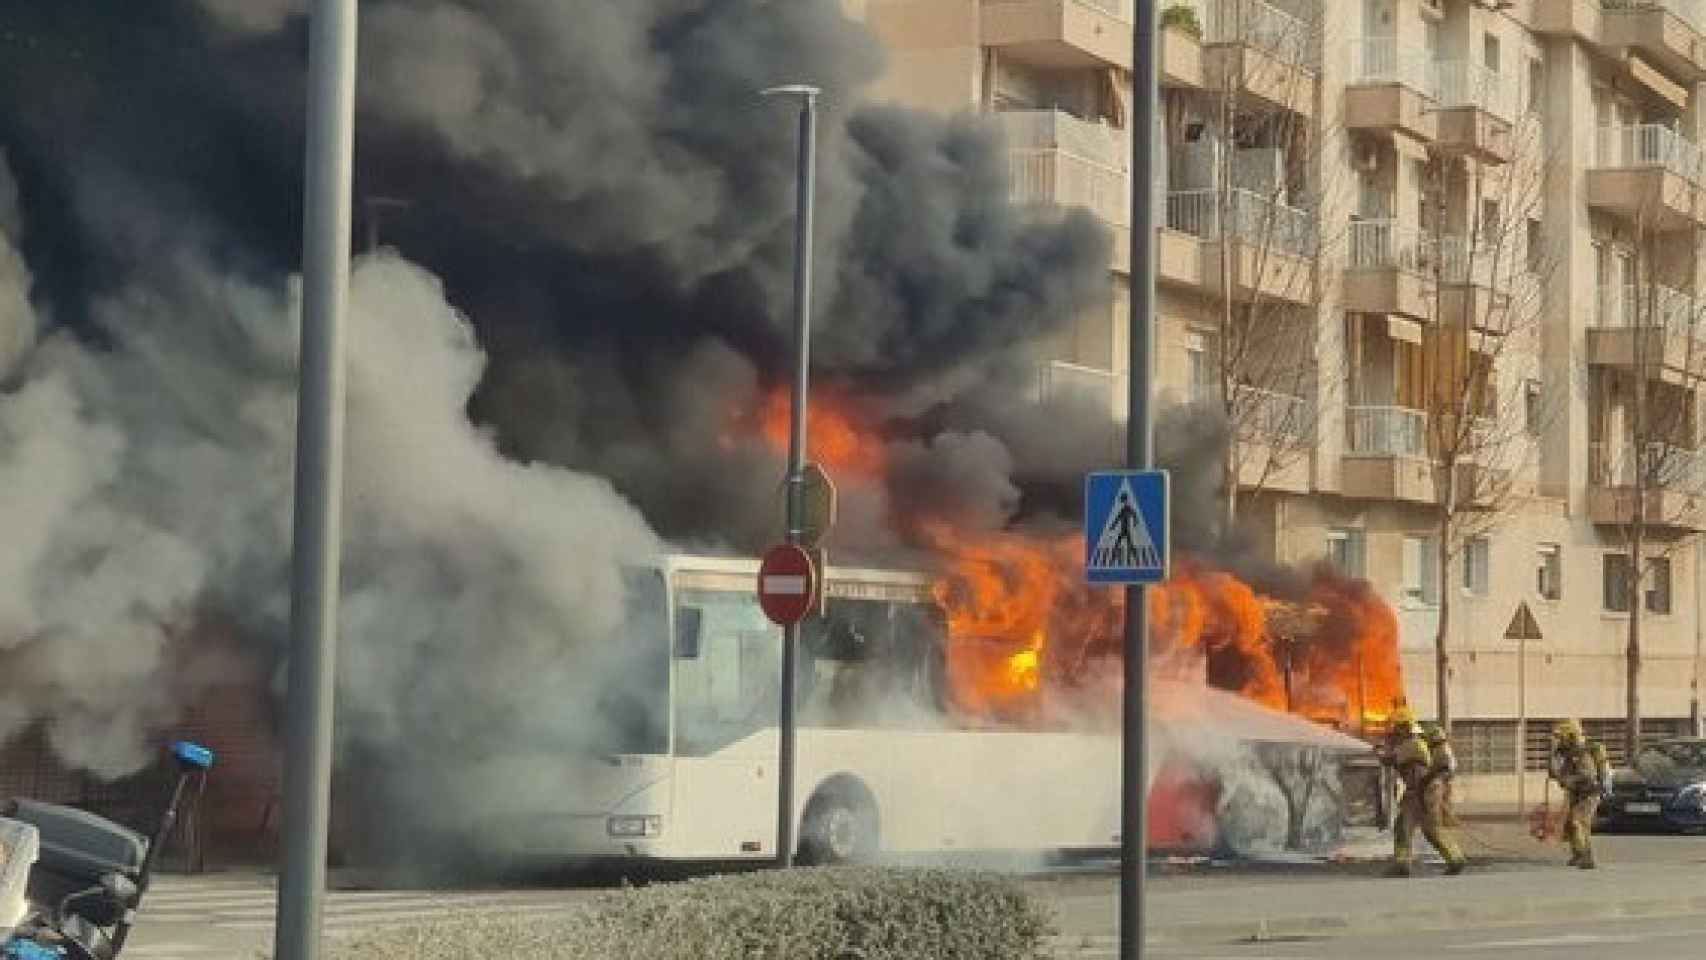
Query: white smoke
0 154 35 377
0 237 658 779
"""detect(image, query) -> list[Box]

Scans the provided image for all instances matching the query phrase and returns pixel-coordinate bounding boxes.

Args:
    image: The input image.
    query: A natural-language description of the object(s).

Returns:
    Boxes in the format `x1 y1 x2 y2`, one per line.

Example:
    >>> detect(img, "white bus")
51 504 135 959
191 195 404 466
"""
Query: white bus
499 554 1123 866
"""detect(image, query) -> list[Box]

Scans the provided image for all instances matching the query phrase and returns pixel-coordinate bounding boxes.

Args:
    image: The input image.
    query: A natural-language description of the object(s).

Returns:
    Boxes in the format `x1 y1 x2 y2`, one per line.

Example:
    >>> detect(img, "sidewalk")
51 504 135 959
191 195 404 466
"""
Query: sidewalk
1043 858 1706 946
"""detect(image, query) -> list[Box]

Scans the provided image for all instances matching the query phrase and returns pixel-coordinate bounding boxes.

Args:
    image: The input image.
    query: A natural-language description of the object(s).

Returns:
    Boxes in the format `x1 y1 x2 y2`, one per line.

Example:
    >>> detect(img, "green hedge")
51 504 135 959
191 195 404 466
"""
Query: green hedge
326 867 1054 960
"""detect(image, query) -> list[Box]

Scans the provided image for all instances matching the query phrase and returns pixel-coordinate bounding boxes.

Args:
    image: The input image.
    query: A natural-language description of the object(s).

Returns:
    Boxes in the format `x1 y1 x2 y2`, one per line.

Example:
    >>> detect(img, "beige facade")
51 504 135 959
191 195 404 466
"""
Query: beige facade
857 0 1706 796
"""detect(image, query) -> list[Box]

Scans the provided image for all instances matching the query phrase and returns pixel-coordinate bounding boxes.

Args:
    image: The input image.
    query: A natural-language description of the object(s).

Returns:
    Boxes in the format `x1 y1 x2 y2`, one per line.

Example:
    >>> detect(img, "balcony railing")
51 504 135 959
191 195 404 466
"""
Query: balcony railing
1595 282 1700 330
998 109 1126 170
1347 405 1429 457
1038 360 1123 415
1603 0 1706 37
1433 60 1518 122
1349 37 1437 95
1166 188 1317 257
1199 0 1315 66
1595 124 1706 183
1234 384 1312 440
1590 440 1706 490
1009 149 1128 225
1347 219 1432 272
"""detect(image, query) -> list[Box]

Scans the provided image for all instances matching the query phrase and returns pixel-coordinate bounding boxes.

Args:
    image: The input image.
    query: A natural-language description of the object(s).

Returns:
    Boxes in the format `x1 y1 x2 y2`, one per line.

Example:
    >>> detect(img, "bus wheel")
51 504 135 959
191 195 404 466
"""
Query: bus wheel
799 779 878 865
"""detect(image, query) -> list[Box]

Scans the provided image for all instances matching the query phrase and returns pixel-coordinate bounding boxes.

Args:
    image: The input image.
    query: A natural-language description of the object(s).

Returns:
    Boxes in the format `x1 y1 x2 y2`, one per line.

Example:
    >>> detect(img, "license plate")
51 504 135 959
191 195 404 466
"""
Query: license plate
1626 802 1662 814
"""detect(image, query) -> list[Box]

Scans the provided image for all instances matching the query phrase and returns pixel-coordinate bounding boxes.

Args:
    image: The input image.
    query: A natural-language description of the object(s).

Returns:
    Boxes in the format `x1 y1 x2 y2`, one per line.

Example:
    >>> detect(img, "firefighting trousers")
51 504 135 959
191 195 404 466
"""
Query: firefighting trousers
1394 781 1464 867
1564 792 1600 862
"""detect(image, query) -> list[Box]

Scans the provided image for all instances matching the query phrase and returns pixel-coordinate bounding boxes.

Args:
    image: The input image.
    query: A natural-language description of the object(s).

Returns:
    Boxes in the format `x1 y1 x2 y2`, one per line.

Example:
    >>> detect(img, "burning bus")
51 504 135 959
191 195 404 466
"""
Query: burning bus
475 551 1390 868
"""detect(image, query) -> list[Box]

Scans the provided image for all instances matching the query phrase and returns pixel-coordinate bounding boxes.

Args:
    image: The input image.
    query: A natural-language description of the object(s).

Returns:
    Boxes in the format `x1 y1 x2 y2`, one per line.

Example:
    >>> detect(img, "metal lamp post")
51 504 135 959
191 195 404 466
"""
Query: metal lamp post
1124 4 1159 960
274 2 357 959
761 82 820 868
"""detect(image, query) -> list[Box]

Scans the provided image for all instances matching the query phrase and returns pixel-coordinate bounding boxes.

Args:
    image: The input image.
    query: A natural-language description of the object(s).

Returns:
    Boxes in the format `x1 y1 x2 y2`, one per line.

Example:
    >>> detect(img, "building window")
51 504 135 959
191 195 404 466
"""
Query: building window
1328 529 1367 579
1604 553 1633 612
1483 33 1501 75
1649 557 1673 614
1402 535 1438 606
1186 331 1212 404
1524 379 1543 434
1537 543 1562 601
1464 537 1491 596
1526 218 1543 273
1527 55 1545 115
1481 198 1501 244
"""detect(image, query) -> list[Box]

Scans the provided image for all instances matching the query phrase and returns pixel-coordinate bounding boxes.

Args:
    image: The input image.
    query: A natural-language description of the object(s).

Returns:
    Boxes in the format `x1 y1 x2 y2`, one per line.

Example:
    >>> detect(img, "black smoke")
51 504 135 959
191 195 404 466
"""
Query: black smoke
0 0 1118 861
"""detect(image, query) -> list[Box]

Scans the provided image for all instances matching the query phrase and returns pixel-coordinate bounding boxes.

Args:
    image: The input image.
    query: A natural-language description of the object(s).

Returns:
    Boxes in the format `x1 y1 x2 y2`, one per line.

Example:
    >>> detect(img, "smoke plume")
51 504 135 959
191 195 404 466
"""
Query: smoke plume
0 0 1114 859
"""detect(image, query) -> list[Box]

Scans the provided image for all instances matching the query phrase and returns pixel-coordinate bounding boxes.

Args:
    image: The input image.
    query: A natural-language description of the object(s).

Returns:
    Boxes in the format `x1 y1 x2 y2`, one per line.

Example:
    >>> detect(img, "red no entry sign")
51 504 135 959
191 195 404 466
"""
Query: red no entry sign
758 543 817 626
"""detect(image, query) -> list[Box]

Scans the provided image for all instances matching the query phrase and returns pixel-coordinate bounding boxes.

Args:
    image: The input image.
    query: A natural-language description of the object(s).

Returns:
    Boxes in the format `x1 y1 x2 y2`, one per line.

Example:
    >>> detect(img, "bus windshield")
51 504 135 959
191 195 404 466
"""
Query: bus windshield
672 588 789 756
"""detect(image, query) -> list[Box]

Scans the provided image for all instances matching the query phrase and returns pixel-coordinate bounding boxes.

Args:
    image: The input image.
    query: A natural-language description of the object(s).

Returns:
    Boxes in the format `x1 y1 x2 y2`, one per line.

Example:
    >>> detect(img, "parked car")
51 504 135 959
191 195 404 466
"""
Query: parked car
1598 738 1706 832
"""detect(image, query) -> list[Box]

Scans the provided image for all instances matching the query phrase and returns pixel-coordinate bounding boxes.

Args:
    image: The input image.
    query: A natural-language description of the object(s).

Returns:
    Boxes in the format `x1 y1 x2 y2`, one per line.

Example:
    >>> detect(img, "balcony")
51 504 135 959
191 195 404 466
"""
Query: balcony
1588 124 1706 229
1588 440 1706 529
1007 111 1128 229
1431 61 1516 164
1161 21 1206 88
1435 234 1515 333
1164 188 1316 303
1198 0 1318 117
1342 405 1435 502
1601 1 1706 85
1344 38 1437 142
1344 219 1435 320
1586 282 1706 381
980 0 1132 71
1037 360 1125 419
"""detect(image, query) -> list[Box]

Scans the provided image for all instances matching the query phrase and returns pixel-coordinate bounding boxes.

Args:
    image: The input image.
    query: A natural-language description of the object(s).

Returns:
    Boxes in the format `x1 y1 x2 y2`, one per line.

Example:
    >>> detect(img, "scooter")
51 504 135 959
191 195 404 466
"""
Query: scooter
0 741 214 960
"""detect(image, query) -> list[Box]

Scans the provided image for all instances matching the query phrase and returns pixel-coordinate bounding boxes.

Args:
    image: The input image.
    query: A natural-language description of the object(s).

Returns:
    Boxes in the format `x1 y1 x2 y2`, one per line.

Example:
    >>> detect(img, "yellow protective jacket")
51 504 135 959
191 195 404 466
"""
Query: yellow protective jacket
1383 733 1432 792
1550 740 1609 796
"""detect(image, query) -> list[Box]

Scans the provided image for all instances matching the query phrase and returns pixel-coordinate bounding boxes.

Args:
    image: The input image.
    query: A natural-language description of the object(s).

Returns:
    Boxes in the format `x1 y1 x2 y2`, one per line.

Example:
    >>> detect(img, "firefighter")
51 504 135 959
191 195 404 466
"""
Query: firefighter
1377 706 1467 876
1548 719 1610 869
1420 721 1460 828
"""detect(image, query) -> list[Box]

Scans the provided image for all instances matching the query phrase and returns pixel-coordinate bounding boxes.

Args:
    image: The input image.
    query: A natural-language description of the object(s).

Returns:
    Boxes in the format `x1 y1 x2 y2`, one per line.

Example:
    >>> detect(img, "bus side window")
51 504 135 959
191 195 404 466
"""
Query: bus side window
675 606 704 659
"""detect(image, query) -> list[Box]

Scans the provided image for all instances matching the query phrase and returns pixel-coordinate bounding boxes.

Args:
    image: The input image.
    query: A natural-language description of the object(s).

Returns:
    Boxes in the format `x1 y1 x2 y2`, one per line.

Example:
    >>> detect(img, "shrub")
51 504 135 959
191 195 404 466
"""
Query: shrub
323 867 1055 960
1161 4 1203 40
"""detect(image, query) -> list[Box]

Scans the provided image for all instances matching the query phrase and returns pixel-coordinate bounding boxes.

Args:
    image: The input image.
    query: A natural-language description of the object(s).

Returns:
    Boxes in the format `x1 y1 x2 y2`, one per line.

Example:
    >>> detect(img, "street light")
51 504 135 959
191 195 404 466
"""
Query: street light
760 82 820 869
275 2 357 960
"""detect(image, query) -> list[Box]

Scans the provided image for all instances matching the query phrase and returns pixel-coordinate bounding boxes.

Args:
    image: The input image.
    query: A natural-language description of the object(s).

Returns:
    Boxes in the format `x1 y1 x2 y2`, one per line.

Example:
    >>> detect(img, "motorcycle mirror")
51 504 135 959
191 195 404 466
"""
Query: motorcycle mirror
99 872 139 907
170 741 215 772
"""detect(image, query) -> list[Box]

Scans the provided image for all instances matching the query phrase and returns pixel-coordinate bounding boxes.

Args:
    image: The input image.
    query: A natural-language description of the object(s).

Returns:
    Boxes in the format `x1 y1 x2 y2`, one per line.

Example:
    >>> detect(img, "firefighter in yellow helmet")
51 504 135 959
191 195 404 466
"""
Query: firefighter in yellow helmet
1377 706 1466 876
1549 719 1610 869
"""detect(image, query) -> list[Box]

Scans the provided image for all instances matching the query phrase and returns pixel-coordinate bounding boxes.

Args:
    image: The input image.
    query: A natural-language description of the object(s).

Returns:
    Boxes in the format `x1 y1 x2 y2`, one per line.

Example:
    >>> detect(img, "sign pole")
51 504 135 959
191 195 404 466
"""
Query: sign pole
763 83 820 869
1124 2 1158 957
1518 627 1527 817
275 2 356 959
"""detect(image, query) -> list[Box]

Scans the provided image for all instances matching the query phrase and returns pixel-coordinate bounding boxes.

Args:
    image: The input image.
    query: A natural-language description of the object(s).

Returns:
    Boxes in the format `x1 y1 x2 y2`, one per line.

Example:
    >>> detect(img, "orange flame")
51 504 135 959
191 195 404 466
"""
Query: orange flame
758 389 886 478
736 386 1405 733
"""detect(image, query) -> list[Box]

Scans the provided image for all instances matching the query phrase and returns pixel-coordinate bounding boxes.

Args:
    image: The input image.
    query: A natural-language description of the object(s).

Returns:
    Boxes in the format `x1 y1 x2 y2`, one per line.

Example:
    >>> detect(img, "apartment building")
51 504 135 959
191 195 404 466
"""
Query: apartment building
858 0 1706 801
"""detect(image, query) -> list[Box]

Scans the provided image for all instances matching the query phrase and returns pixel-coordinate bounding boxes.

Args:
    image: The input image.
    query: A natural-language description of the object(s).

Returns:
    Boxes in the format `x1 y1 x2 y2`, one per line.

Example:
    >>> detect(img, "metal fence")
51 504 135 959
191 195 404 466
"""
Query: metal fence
1233 384 1312 440
1199 0 1316 66
1165 188 1317 256
1348 36 1437 95
1595 123 1706 182
1346 405 1428 457
1433 59 1518 121
997 109 1125 171
1589 440 1706 490
1594 282 1698 330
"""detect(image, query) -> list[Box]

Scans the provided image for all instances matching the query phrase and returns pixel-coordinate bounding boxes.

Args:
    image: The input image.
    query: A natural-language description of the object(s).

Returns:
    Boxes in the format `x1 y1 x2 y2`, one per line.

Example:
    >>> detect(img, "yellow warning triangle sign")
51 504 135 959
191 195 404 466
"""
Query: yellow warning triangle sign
1504 601 1543 641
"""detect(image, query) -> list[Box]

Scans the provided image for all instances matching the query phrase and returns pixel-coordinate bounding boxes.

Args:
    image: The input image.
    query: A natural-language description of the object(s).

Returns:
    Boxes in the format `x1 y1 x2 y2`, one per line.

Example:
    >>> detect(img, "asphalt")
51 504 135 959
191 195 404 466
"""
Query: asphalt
1038 819 1706 949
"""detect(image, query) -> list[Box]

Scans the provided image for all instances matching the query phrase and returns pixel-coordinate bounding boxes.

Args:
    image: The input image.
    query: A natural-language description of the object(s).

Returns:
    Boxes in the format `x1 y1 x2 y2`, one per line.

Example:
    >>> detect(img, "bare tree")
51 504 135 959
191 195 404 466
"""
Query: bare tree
1593 187 1706 761
1419 97 1558 734
1166 0 1346 533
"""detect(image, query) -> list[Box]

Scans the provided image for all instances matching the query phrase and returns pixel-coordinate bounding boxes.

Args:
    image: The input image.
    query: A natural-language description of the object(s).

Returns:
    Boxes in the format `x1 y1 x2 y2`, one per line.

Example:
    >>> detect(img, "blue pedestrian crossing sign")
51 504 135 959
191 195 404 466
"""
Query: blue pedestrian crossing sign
1085 470 1170 585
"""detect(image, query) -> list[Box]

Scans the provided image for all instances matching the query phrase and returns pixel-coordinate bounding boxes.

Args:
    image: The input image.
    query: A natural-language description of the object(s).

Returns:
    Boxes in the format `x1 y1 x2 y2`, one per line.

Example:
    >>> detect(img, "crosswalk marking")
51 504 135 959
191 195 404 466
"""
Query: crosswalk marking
123 875 594 960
